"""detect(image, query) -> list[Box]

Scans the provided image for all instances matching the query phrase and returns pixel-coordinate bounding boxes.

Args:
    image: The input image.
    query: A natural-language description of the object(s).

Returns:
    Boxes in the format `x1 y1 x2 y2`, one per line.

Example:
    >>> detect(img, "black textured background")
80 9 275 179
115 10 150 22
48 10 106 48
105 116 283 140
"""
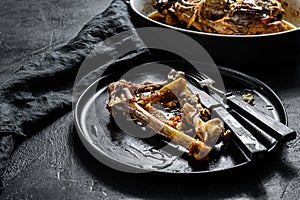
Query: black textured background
0 0 299 199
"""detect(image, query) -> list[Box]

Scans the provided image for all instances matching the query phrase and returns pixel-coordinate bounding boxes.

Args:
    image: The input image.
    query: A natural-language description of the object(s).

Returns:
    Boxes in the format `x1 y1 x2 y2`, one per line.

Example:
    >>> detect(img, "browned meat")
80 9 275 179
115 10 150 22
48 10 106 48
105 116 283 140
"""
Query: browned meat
153 0 291 34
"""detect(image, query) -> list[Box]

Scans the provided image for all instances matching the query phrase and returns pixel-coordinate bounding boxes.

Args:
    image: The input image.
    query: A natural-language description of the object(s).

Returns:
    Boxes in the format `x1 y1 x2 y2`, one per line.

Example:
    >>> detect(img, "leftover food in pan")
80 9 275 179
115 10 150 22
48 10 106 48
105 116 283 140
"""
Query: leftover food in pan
150 0 294 34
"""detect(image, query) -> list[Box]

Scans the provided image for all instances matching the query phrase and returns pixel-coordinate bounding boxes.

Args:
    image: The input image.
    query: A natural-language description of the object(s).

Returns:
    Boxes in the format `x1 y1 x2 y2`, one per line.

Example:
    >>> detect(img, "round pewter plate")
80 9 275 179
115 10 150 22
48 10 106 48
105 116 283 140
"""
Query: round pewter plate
74 64 287 174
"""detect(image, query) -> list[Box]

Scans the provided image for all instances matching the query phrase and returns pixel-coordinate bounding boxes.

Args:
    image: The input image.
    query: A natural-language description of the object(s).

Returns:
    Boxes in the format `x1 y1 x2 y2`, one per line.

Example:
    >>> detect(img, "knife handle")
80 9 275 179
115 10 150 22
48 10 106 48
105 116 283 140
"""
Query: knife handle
230 110 278 150
226 94 296 142
212 107 267 160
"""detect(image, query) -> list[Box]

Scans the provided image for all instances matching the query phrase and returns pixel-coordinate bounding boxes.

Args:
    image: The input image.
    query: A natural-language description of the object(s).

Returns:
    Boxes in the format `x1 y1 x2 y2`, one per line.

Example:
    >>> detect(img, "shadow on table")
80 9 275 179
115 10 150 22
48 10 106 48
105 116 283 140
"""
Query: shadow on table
72 128 298 199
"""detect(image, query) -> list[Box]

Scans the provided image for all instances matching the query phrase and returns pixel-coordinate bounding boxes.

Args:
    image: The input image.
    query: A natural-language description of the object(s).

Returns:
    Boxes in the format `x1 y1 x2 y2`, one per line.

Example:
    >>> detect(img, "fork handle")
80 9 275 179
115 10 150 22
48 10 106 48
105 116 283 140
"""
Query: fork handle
226 93 296 142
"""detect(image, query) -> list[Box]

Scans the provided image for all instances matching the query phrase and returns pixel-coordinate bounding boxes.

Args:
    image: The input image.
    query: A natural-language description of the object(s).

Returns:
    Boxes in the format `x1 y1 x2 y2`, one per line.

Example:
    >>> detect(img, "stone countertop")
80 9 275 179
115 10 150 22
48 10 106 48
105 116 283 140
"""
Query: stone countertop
0 0 299 199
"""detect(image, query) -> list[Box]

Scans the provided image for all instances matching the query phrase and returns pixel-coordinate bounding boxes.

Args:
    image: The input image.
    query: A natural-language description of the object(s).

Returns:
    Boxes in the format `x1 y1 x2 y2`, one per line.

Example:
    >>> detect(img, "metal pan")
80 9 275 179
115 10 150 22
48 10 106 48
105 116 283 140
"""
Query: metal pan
130 0 300 68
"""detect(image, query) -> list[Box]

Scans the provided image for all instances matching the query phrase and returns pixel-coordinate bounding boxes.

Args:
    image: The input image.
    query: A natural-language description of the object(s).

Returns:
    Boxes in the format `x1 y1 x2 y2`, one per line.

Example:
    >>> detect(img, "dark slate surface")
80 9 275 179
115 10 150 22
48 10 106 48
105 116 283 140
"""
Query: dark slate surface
0 0 299 199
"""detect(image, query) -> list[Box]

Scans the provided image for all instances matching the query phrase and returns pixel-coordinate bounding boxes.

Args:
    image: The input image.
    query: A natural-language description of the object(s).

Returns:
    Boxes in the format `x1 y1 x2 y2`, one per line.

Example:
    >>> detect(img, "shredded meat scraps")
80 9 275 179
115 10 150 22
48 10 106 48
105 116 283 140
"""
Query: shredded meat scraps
152 0 292 35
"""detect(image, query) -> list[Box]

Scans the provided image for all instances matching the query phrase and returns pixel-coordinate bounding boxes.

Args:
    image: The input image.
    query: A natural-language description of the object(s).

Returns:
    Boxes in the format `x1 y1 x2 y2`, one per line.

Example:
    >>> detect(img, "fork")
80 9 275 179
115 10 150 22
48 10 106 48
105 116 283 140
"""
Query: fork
187 72 223 95
186 71 296 143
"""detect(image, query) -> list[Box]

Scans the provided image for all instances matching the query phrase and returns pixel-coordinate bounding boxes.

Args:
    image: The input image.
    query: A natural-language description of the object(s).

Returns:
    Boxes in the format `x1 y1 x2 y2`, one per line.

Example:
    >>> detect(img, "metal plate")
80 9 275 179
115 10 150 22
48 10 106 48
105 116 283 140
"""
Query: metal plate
74 62 287 175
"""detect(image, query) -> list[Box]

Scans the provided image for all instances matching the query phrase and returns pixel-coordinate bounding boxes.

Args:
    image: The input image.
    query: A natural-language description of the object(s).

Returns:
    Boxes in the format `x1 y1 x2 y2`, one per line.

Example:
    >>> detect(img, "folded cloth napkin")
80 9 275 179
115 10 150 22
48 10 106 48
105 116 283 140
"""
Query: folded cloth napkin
0 0 150 188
